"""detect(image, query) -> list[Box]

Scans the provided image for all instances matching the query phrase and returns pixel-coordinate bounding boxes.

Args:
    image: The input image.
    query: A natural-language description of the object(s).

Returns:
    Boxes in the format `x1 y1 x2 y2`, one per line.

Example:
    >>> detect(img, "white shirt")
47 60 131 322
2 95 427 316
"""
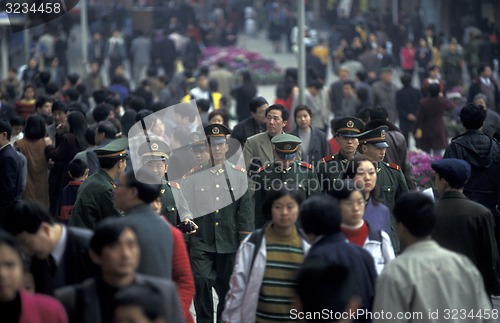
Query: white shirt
51 225 67 266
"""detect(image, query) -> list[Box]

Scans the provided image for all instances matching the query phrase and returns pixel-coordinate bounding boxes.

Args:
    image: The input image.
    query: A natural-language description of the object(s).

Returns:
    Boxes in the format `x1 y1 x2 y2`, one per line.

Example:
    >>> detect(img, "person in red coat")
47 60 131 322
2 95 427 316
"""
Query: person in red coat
0 230 67 323
415 83 453 155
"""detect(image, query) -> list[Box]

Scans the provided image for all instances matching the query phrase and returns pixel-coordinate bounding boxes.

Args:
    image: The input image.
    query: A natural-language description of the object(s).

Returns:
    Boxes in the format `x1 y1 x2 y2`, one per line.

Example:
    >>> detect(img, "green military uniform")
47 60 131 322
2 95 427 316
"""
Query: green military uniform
137 138 193 226
252 135 320 227
70 138 128 230
182 124 254 323
359 126 409 252
316 117 364 192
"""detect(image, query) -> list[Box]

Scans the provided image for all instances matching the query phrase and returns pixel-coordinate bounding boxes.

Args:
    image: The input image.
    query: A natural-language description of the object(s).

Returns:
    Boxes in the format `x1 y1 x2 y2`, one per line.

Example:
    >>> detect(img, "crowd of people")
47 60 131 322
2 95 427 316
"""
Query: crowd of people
1 1 500 323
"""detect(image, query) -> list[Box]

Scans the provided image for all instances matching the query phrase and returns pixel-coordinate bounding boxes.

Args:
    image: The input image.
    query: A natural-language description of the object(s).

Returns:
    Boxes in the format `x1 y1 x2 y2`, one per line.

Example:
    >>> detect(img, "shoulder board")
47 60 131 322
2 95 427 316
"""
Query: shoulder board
168 181 181 189
184 165 204 178
231 165 247 174
257 163 271 173
319 155 335 163
386 162 401 171
298 161 314 169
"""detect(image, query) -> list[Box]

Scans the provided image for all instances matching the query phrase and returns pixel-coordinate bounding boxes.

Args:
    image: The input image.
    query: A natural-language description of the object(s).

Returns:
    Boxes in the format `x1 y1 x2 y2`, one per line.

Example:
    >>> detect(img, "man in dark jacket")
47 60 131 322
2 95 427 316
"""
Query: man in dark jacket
231 96 268 146
444 103 500 246
467 64 500 113
396 73 421 143
431 158 500 297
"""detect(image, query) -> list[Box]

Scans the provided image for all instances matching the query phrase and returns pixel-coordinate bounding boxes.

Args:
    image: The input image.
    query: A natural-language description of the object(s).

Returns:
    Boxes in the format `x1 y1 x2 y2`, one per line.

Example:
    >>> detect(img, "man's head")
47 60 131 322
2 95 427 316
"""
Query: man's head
35 96 53 117
473 93 488 111
249 97 268 125
114 284 167 323
300 195 342 241
338 68 350 82
4 201 58 259
95 120 118 145
196 73 209 90
68 158 89 180
380 67 393 84
333 117 364 158
95 137 129 173
89 219 139 280
478 64 492 79
431 158 471 193
358 126 389 162
189 131 210 165
342 81 355 97
265 104 289 137
138 139 171 178
0 120 12 146
52 101 68 126
394 192 436 247
114 169 162 212
204 124 231 165
93 103 115 123
271 134 301 169
460 103 486 130
428 65 440 78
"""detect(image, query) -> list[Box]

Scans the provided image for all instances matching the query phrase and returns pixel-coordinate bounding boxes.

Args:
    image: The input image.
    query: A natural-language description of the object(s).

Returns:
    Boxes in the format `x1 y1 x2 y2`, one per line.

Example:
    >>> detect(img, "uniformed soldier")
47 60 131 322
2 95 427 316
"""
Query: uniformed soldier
317 117 364 192
252 134 320 228
137 138 196 232
181 124 253 323
188 131 211 166
358 125 409 252
70 137 128 230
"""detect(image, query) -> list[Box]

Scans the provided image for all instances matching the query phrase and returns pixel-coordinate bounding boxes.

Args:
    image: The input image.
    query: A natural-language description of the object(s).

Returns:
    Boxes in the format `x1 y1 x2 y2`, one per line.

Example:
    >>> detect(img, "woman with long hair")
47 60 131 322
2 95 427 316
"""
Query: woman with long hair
14 115 49 207
231 69 257 122
330 179 395 274
342 154 391 236
46 111 89 213
222 187 310 322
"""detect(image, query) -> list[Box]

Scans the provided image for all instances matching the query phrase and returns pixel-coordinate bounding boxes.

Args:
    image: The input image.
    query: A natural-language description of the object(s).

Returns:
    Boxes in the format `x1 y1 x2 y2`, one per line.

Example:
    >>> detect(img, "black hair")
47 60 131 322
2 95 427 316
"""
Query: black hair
172 127 190 146
124 168 162 203
262 187 305 220
356 70 367 82
67 102 84 113
356 107 371 123
90 218 136 256
0 119 13 139
370 107 389 120
135 109 153 122
393 192 436 237
97 120 118 140
0 230 24 267
208 109 229 127
38 71 51 84
477 64 490 76
109 118 122 137
428 83 440 97
93 103 114 123
67 111 89 151
68 158 88 178
295 260 355 319
400 73 412 87
9 116 25 127
51 101 68 114
265 104 289 121
121 109 138 137
196 99 210 112
98 156 124 170
65 88 79 102
93 90 108 105
174 105 196 122
249 96 268 113
342 80 355 88
85 125 97 146
460 103 486 130
293 104 312 122
129 96 146 112
113 283 166 321
35 95 54 109
45 82 60 96
151 101 166 113
24 114 46 140
300 195 341 235
209 79 218 92
4 200 54 235
328 179 365 201
67 73 80 86
341 154 380 204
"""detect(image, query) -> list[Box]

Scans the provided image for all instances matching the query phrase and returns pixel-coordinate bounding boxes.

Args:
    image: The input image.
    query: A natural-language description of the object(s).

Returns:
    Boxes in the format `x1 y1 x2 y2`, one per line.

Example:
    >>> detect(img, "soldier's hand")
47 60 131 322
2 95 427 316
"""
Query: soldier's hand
178 219 198 235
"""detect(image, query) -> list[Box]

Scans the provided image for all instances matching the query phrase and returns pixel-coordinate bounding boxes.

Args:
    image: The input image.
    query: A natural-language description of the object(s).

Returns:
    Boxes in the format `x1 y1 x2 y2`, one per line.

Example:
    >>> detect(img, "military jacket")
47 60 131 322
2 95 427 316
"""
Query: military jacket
181 161 254 253
160 180 192 226
316 152 358 192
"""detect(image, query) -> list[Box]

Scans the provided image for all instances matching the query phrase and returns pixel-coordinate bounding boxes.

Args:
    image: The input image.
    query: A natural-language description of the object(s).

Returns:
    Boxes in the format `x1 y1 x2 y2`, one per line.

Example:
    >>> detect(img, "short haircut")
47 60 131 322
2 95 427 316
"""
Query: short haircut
300 195 341 235
35 95 54 109
135 109 152 122
0 230 24 266
4 200 54 236
65 88 79 101
477 64 490 75
460 103 486 130
113 283 166 321
295 260 355 318
45 82 60 96
196 99 210 112
93 103 114 123
342 80 355 88
0 120 13 139
67 73 80 86
24 114 46 140
38 71 51 84
400 73 412 87
393 192 436 237
90 218 136 255
98 155 125 170
172 127 190 146
9 116 25 127
68 158 88 178
52 101 68 114
262 187 304 220
265 104 289 121
129 96 146 112
428 83 440 97
151 102 166 113
97 120 118 139
208 109 229 126
93 90 108 104
85 125 97 146
249 96 268 113
125 168 161 203
293 105 312 121
328 179 364 201
473 93 488 104
174 105 196 122
370 107 389 121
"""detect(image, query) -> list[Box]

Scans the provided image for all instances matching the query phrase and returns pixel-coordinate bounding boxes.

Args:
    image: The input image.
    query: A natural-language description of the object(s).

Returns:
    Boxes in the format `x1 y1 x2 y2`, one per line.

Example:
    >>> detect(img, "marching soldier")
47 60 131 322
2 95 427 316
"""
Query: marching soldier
71 138 128 230
252 134 320 228
137 138 195 231
317 117 364 192
181 124 254 323
358 125 409 251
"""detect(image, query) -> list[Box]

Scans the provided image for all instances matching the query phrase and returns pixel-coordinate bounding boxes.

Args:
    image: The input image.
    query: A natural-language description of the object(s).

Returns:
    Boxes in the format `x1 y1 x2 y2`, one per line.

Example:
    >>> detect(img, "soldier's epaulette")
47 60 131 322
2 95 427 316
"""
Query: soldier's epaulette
168 181 181 189
298 161 314 169
257 162 271 173
319 155 335 163
385 162 401 171
183 165 205 179
232 165 247 173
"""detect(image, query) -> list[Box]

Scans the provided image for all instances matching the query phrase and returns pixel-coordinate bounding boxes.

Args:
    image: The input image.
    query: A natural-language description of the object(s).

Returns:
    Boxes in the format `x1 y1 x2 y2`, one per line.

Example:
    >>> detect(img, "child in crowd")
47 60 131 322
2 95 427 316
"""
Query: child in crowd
57 158 88 224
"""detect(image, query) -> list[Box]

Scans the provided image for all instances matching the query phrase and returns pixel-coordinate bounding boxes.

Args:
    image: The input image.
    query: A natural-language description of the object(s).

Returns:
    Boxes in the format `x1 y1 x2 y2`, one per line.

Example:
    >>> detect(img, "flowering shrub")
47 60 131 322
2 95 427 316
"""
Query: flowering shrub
408 149 442 189
201 46 283 85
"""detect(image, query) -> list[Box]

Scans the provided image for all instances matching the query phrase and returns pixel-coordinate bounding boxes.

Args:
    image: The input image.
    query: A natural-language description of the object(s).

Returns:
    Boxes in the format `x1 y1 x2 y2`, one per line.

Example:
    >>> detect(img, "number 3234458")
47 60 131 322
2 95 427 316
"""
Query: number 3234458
5 2 62 14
